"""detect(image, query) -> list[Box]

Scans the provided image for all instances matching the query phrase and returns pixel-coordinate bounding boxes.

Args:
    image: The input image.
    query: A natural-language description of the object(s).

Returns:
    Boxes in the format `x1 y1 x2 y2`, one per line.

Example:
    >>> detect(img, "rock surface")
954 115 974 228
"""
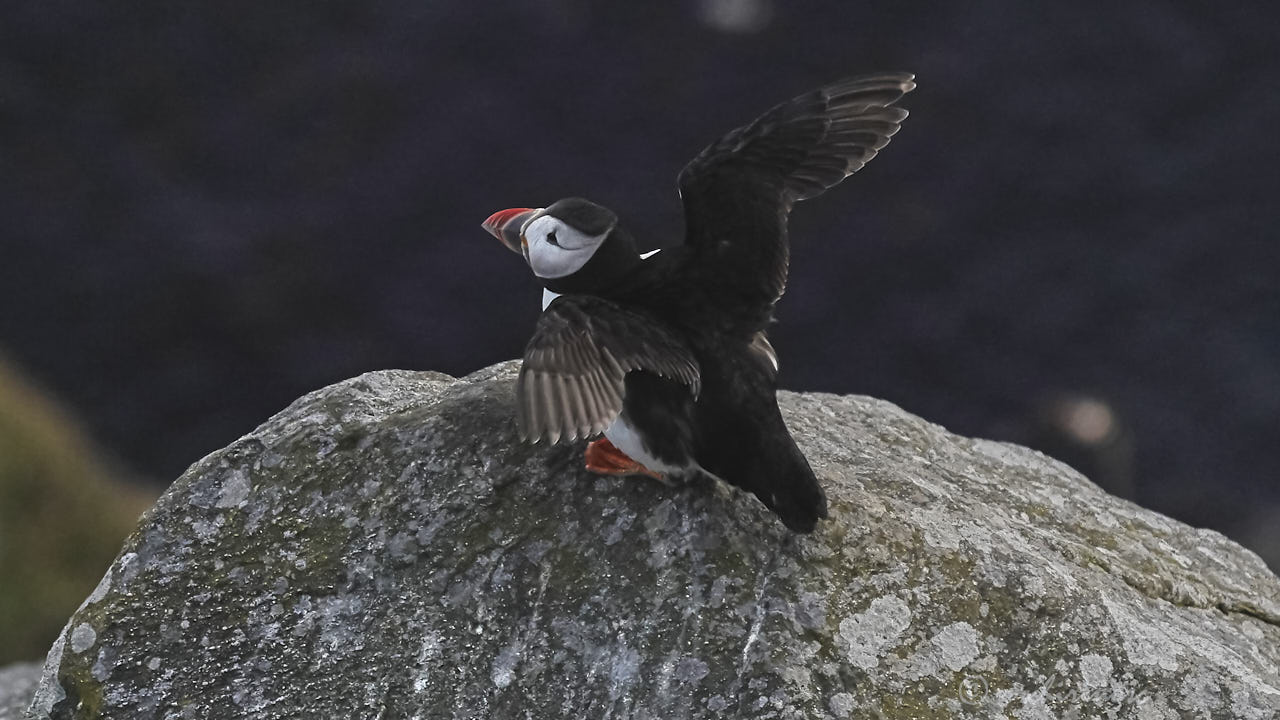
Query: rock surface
0 663 40 720
28 361 1280 719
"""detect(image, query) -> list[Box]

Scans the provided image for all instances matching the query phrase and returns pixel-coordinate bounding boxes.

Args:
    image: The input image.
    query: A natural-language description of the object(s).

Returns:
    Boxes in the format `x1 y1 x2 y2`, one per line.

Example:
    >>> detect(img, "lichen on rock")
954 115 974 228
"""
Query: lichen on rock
27 361 1280 719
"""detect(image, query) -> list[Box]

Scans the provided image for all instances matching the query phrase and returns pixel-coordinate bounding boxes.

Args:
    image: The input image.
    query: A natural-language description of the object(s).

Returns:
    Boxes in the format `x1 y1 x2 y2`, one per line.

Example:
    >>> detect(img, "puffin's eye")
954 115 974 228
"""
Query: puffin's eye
545 230 560 247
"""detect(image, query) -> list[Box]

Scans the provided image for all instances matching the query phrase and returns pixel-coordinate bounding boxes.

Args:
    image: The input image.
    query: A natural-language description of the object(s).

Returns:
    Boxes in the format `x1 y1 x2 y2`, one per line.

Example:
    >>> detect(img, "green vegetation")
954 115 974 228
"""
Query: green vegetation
0 354 156 663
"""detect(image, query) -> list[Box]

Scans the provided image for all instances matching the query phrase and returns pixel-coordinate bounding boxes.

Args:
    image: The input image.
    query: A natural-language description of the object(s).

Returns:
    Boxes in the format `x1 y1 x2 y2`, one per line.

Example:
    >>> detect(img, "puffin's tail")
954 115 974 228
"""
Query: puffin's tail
692 348 828 532
752 434 828 533
697 400 828 533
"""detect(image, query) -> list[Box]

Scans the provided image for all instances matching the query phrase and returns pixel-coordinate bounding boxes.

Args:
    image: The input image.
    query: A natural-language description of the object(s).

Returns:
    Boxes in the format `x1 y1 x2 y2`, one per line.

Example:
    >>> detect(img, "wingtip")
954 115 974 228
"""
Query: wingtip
882 71 916 96
884 70 915 87
861 71 916 96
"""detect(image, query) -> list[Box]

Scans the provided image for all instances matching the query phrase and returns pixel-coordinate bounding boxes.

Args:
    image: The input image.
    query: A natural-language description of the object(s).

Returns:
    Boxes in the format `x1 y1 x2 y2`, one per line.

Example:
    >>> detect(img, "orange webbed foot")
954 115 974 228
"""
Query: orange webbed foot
584 437 665 481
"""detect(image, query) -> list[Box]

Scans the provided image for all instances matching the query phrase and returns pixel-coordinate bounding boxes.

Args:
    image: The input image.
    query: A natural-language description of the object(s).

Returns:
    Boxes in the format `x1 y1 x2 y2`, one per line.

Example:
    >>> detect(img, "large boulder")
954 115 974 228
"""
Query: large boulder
28 362 1280 719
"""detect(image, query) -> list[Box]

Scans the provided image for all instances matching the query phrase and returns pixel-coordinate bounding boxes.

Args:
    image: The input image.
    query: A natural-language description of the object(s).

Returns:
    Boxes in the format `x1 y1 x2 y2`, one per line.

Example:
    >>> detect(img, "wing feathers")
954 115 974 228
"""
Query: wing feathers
677 73 913 304
517 295 700 444
538 372 558 443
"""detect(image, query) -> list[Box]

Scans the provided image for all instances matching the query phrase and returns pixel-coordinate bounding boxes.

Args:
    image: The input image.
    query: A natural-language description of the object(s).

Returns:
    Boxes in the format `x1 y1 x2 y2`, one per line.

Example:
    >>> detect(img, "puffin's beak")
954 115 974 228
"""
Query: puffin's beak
482 207 540 254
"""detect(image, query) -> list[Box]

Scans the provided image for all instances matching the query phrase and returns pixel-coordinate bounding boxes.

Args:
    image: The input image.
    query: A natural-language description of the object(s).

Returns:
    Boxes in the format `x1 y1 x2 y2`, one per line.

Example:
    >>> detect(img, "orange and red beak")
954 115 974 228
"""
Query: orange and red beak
482 207 541 254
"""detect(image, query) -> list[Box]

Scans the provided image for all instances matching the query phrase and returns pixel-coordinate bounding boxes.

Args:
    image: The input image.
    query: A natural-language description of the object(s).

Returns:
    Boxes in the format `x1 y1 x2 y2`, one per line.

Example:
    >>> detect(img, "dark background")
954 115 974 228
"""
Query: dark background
3 2 1277 566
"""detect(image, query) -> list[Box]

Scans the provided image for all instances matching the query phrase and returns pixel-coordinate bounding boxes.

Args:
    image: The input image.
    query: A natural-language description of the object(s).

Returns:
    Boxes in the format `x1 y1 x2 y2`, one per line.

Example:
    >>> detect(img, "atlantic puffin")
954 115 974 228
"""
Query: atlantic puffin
482 73 914 532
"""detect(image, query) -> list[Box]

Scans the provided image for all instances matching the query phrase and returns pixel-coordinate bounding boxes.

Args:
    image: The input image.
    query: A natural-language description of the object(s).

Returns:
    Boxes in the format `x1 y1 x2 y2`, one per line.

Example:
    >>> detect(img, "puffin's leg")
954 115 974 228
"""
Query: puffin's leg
584 437 665 481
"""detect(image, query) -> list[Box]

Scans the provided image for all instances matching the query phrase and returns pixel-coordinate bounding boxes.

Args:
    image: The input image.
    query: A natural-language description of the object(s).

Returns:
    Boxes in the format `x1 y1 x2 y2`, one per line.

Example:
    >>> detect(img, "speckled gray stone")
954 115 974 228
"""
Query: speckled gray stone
0 662 41 720
28 362 1280 719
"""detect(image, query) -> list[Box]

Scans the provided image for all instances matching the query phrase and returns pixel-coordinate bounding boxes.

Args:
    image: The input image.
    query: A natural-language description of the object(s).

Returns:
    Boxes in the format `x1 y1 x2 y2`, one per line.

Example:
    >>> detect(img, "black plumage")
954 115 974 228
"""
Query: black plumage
518 295 701 444
489 73 915 532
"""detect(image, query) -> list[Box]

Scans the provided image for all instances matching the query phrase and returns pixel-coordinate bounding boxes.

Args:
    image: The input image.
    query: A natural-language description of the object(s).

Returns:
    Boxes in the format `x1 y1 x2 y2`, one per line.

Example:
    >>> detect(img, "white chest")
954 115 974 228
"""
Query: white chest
604 415 683 474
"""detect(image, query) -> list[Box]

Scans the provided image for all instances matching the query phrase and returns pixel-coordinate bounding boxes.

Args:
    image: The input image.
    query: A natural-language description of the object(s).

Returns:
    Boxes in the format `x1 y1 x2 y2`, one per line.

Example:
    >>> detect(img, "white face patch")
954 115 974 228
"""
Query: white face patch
523 215 608 279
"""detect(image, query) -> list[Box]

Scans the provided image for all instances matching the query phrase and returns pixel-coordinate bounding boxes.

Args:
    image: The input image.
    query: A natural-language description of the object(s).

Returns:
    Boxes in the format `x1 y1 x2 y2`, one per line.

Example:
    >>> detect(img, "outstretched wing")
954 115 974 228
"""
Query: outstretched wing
678 73 914 304
517 295 701 444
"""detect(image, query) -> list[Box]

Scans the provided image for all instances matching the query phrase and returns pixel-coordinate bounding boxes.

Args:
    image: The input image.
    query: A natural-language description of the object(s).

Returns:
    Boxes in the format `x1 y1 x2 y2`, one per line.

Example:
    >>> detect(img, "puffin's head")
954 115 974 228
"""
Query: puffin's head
482 198 638 290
